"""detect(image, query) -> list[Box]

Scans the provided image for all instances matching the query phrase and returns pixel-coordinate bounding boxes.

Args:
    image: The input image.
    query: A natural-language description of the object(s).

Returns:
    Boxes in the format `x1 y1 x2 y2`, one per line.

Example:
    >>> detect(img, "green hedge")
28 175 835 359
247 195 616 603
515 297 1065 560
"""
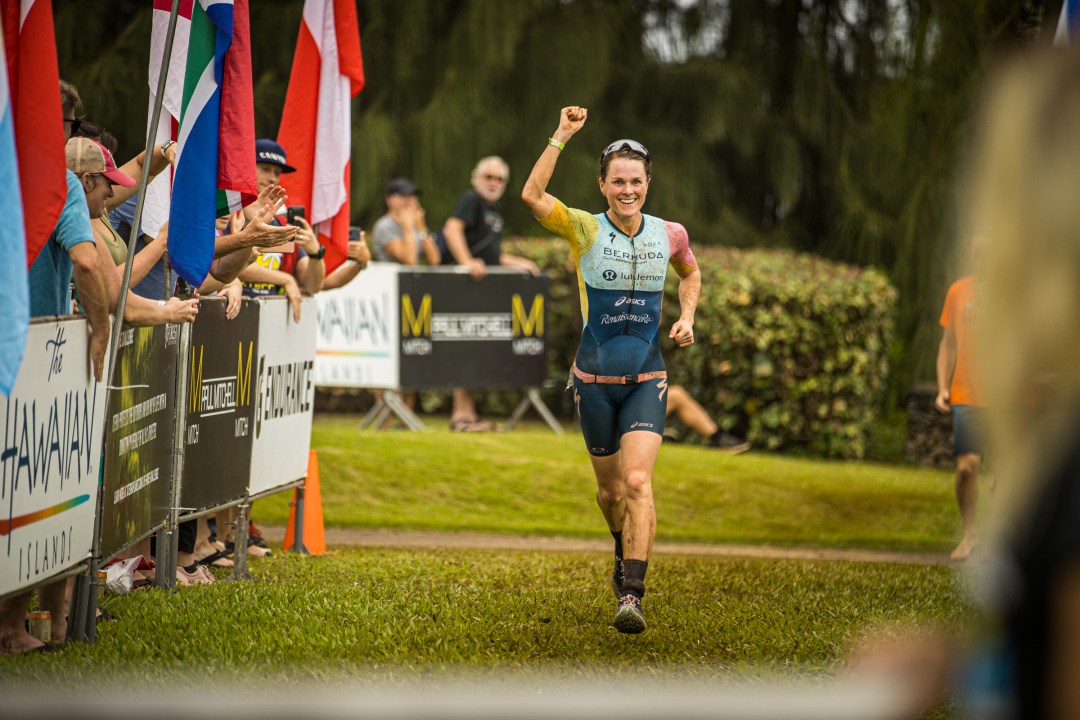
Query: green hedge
501 239 897 459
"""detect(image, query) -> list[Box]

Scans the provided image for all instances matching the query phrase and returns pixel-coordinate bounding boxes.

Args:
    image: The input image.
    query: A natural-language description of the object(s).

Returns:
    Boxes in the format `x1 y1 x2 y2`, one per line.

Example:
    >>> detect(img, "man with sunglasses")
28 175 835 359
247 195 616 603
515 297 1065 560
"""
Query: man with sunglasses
521 107 701 634
441 156 539 432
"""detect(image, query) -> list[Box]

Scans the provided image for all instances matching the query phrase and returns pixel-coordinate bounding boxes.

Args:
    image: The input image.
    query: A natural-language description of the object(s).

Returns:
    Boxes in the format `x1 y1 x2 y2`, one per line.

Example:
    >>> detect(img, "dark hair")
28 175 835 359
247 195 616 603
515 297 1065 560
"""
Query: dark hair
74 120 119 157
599 148 650 181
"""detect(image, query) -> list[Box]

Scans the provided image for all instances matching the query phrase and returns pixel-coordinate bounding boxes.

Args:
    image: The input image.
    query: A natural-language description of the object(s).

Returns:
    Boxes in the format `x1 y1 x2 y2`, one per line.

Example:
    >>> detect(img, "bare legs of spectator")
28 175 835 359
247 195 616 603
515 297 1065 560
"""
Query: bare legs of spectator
0 575 71 653
951 452 981 561
194 515 233 568
666 385 718 437
450 388 495 431
0 594 43 654
217 505 269 558
37 579 68 644
374 389 417 428
665 385 749 453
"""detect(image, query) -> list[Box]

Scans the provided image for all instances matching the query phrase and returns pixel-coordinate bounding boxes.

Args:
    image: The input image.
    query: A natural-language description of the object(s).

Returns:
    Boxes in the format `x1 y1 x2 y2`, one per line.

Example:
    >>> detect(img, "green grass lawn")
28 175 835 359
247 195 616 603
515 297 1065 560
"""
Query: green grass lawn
255 415 959 553
1 548 965 684
1 413 968 716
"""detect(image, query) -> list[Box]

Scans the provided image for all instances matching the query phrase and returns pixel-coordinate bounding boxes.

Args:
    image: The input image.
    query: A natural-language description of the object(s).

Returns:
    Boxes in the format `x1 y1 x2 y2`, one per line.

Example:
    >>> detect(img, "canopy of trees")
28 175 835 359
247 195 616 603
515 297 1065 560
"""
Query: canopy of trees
56 0 1056 402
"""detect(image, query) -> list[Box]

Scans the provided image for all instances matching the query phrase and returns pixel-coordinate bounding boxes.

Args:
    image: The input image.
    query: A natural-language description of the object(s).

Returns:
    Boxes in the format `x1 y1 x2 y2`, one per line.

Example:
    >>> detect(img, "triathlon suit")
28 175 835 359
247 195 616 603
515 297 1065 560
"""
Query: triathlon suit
538 200 698 456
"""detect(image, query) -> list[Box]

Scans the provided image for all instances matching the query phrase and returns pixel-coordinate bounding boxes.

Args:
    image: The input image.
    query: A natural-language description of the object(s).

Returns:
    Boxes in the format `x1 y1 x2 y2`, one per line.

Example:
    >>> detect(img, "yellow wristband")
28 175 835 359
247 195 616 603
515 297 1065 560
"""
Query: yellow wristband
548 137 565 151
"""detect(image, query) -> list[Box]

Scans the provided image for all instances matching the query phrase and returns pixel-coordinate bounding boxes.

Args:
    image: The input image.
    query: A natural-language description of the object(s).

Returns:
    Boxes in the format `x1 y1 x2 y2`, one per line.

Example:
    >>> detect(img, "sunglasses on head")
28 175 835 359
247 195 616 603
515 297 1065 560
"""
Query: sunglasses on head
64 117 82 135
600 139 650 162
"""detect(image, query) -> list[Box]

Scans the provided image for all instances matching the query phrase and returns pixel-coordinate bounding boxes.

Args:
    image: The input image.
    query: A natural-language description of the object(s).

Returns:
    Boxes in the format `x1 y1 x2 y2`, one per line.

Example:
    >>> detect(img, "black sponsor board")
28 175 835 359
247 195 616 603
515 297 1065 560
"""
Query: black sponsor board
180 298 259 511
101 322 179 559
397 272 548 389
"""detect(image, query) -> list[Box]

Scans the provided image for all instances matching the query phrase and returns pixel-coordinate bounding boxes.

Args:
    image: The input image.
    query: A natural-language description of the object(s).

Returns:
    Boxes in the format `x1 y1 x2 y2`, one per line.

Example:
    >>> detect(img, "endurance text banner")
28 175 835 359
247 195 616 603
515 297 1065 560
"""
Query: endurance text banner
248 297 316 496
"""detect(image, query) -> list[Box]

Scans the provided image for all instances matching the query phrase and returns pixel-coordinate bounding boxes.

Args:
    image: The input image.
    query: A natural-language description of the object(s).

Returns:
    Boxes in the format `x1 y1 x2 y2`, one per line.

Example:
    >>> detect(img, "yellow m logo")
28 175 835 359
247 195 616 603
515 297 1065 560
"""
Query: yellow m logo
512 294 544 337
402 294 432 337
236 341 253 406
188 345 203 413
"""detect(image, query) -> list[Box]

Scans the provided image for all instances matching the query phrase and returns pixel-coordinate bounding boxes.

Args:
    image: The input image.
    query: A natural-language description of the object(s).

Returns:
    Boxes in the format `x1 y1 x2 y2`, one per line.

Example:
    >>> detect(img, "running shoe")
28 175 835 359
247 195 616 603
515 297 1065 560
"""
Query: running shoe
613 594 646 634
710 432 750 455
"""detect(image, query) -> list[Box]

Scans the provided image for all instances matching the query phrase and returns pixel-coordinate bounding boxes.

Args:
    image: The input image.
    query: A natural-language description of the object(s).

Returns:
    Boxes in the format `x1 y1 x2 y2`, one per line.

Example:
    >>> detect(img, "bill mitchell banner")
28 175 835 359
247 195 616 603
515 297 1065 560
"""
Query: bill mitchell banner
277 0 365 273
164 0 257 287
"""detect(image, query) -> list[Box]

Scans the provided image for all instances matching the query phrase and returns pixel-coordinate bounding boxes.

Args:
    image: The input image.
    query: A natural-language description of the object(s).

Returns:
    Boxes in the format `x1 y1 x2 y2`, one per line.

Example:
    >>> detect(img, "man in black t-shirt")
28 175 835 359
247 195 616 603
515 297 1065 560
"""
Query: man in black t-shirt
442 156 538 278
441 157 539 430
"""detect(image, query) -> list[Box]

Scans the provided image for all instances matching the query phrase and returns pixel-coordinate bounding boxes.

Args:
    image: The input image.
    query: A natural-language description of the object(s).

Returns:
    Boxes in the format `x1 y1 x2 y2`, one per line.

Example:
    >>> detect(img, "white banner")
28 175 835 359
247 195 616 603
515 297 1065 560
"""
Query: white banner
248 297 317 496
0 318 106 597
314 261 400 389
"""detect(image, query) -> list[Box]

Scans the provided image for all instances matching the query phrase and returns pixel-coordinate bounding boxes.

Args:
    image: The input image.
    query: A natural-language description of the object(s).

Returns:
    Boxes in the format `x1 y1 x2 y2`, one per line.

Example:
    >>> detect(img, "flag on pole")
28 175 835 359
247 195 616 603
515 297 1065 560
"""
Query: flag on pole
2 0 66 269
216 0 256 215
141 0 194 240
0 15 28 395
277 0 364 273
1055 0 1079 45
159 0 256 286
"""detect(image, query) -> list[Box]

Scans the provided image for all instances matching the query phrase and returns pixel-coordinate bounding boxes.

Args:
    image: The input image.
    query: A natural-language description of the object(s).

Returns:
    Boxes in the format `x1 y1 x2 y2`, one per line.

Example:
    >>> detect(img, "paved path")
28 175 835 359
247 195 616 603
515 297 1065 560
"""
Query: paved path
261 526 951 566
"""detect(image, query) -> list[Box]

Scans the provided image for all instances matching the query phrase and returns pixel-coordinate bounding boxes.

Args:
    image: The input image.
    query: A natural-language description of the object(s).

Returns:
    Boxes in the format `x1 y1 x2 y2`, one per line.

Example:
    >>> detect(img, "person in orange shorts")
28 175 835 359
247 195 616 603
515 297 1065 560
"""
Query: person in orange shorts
935 234 986 561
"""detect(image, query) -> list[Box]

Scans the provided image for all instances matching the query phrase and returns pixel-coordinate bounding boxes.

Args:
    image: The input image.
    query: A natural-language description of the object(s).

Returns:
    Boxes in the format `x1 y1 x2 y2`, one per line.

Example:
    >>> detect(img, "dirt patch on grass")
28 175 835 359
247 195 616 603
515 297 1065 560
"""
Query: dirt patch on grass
260 526 950 566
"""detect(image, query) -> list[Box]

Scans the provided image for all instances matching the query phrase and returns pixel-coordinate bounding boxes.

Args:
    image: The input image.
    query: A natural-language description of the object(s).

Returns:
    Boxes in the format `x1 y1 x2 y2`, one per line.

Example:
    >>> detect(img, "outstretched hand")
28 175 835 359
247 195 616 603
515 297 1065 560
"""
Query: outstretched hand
246 184 287 220
244 203 298 249
557 106 587 139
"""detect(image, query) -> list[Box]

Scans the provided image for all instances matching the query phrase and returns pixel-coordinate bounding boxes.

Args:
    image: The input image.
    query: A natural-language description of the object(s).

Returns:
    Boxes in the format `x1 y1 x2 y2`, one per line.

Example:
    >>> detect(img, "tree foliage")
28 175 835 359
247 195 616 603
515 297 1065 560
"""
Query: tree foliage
55 0 1057 404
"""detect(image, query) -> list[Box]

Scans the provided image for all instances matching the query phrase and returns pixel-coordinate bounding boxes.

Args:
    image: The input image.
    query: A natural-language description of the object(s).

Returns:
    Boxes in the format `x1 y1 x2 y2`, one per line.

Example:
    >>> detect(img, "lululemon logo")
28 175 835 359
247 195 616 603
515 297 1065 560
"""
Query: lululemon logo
602 269 617 281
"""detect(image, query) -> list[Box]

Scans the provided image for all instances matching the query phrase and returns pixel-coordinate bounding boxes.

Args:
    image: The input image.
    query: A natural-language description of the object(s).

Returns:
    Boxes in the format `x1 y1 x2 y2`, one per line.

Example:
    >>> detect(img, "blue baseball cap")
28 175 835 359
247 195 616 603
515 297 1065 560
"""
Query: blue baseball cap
255 138 296 173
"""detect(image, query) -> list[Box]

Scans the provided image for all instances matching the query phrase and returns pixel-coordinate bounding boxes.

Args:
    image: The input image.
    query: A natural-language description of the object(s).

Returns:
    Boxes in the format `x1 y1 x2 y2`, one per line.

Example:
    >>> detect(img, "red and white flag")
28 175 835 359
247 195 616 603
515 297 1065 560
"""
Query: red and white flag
277 0 364 273
2 0 66 268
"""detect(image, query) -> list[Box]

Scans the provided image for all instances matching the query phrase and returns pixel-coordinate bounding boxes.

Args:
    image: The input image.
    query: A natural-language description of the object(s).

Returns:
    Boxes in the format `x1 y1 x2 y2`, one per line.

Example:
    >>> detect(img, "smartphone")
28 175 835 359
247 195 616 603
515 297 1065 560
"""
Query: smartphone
349 226 362 242
286 206 306 227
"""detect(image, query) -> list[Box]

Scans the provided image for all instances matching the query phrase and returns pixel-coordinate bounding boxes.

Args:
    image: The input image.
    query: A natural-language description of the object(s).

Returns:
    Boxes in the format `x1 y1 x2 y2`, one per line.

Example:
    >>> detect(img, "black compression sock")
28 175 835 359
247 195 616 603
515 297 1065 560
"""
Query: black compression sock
621 559 648 600
611 531 623 560
708 430 722 447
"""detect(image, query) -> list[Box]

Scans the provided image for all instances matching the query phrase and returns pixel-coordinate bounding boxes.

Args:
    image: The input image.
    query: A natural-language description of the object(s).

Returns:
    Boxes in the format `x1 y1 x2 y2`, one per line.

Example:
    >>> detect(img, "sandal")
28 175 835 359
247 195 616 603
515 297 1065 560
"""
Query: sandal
194 549 234 568
450 417 496 432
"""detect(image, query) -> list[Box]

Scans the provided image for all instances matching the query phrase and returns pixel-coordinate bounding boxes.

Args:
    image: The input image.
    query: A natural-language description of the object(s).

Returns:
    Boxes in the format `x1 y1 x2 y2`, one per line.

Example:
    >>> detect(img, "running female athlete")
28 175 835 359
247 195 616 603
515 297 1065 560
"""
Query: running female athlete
521 106 701 633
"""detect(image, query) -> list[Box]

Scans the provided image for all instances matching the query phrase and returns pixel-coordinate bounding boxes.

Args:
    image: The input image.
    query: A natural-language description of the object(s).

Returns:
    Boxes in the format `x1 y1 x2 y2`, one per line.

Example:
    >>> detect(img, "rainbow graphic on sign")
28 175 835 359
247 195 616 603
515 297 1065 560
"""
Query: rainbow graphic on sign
0 494 90 536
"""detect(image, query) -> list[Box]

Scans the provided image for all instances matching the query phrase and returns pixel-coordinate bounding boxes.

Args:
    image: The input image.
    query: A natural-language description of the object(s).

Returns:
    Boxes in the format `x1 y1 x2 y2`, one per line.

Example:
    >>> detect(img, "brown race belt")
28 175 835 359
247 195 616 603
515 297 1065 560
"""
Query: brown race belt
572 364 667 386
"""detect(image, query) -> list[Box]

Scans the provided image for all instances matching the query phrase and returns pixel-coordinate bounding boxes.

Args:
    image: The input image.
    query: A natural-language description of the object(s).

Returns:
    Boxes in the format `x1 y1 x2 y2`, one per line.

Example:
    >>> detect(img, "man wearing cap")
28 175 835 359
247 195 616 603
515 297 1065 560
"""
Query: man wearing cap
238 139 325 321
65 137 200 326
373 178 441 266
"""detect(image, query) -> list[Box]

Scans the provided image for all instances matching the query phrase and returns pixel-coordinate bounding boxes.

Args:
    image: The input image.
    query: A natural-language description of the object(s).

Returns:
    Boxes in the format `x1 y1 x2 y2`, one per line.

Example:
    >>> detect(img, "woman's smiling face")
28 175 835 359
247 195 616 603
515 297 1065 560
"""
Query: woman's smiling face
599 156 650 223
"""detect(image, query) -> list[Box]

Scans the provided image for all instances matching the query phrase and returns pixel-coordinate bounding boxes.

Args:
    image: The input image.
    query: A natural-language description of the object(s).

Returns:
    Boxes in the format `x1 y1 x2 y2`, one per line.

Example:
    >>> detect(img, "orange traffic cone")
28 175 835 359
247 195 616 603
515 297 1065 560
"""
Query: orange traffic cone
284 449 326 555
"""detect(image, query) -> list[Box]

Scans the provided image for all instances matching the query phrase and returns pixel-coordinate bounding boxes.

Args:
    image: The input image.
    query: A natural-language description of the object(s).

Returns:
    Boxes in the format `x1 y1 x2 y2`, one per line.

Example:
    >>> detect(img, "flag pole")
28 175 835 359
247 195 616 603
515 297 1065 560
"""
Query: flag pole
68 0 183 644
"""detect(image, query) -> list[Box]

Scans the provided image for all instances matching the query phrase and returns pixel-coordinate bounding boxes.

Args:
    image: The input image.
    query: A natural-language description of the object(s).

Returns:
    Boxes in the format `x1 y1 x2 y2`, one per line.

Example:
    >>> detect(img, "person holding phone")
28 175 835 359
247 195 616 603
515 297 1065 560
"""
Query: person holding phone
238 139 325 322
323 226 371 290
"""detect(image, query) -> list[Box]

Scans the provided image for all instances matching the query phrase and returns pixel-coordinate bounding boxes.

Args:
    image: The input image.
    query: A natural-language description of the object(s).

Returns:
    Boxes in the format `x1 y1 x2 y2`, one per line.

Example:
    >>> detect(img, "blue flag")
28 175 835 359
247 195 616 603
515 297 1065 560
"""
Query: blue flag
168 0 234 287
0 24 28 396
1055 0 1080 45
